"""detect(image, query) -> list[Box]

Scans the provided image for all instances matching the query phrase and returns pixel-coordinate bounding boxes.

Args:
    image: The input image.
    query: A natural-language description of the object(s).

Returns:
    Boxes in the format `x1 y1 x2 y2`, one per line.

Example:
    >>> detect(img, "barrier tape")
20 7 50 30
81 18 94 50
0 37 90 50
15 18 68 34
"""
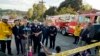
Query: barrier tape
49 42 100 56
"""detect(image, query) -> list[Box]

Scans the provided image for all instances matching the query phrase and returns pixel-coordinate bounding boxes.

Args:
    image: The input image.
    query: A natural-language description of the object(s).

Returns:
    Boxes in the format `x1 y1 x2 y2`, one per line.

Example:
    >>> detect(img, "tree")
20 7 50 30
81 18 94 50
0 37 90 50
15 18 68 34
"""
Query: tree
43 6 57 18
27 8 33 19
81 4 92 11
32 3 46 20
58 0 82 11
58 6 76 14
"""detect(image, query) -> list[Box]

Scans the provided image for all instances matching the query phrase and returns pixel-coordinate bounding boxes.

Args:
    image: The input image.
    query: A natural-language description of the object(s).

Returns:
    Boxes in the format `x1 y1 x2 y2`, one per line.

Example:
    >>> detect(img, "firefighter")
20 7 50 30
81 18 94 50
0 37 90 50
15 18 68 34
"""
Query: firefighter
12 19 23 55
0 17 13 55
48 24 57 49
31 20 42 53
73 23 81 44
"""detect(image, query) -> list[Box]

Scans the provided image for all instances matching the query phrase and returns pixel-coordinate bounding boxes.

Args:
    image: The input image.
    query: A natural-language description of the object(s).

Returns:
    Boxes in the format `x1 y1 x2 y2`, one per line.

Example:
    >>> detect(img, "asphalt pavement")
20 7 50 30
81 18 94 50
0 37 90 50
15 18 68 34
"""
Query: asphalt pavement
4 33 96 56
11 33 76 56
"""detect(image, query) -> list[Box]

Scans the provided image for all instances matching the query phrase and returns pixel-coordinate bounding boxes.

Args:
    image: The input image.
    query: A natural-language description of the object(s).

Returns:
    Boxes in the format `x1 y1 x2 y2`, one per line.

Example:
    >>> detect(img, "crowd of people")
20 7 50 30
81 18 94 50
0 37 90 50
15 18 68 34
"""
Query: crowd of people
0 17 59 56
73 22 99 56
0 16 99 56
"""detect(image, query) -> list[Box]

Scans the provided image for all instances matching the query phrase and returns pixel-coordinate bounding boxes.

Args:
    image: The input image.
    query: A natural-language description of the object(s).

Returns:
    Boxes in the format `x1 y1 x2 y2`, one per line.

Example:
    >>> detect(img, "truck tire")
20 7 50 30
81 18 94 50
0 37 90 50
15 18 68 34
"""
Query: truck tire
61 28 67 36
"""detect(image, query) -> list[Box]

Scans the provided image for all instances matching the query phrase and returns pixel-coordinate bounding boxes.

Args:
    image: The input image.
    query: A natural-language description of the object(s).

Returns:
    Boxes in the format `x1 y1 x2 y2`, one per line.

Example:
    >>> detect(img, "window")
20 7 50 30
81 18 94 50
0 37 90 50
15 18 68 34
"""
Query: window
84 16 90 23
78 16 90 23
79 16 84 23
70 15 75 22
65 16 70 22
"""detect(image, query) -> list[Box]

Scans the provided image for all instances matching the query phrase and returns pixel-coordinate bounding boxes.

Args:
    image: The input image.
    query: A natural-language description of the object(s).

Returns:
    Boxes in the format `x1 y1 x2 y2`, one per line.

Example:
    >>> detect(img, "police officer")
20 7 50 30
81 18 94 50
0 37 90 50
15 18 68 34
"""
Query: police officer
49 25 57 49
42 22 49 47
31 20 42 53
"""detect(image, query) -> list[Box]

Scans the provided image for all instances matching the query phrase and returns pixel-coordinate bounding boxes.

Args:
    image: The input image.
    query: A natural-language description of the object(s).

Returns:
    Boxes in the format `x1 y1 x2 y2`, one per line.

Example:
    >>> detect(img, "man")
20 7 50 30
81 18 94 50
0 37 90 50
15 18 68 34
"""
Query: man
19 21 31 55
31 20 42 53
80 23 92 45
42 22 49 47
48 25 57 49
79 23 92 54
12 20 23 55
0 17 13 55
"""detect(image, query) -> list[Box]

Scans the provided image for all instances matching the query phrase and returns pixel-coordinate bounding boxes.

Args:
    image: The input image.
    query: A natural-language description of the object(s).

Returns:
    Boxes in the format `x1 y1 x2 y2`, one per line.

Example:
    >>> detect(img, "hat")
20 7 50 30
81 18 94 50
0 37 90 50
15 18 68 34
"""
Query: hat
2 16 9 20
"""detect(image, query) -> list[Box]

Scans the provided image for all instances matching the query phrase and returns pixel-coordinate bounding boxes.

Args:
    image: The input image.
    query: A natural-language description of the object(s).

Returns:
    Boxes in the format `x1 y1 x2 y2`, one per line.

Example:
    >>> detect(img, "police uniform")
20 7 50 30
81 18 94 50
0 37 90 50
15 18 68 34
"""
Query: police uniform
31 24 42 53
42 25 49 46
48 26 57 49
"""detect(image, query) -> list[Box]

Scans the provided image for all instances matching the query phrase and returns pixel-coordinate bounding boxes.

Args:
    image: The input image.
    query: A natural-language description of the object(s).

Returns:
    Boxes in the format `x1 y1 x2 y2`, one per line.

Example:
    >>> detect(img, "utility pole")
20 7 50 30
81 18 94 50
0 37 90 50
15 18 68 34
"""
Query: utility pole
39 0 45 21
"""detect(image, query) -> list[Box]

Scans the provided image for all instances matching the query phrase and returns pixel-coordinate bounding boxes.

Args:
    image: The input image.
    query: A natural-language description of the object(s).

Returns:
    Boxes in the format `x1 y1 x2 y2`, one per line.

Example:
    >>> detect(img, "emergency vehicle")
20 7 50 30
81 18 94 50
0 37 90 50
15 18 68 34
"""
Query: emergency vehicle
46 12 100 36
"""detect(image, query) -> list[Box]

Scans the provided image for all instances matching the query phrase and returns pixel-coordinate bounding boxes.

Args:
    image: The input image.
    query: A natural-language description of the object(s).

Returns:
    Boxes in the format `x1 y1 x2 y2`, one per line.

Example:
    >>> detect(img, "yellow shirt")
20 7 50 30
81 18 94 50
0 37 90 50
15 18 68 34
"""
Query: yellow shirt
0 22 12 40
74 26 81 37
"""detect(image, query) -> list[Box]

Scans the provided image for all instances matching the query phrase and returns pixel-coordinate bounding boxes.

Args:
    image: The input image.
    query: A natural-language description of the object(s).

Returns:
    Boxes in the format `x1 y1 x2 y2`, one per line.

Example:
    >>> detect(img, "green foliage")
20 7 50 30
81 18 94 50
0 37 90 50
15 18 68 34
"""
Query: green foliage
43 0 82 17
27 8 33 19
43 6 57 17
43 6 76 17
32 3 46 20
58 6 76 14
42 0 93 18
58 0 82 11
81 4 92 11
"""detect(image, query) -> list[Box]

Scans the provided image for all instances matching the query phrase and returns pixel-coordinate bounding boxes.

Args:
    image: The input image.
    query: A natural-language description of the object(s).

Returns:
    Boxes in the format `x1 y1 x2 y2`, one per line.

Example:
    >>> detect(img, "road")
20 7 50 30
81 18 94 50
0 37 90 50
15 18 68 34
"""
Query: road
5 33 95 56
7 33 75 56
55 33 76 51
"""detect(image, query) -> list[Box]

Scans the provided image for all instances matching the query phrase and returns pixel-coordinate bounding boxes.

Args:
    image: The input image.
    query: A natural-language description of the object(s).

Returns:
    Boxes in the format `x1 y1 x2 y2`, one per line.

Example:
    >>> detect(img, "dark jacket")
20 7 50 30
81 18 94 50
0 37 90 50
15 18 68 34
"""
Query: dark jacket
80 28 89 41
48 26 57 37
12 25 20 38
42 26 49 37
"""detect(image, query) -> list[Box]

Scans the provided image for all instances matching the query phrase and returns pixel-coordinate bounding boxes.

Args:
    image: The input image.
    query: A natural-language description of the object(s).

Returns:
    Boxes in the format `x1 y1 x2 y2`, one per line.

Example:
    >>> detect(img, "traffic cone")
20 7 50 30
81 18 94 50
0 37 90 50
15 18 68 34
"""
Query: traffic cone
28 46 33 56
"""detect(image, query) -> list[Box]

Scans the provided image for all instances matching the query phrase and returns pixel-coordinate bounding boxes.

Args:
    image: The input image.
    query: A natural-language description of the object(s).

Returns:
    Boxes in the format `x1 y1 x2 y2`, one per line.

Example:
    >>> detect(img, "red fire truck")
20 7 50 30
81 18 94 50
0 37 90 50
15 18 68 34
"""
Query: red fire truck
46 12 100 36
67 13 100 36
46 14 74 35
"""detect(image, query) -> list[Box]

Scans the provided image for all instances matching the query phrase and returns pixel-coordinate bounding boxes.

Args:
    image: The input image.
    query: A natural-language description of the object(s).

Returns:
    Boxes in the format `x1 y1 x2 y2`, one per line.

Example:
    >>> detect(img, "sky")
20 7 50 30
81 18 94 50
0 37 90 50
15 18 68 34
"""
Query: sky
0 0 100 11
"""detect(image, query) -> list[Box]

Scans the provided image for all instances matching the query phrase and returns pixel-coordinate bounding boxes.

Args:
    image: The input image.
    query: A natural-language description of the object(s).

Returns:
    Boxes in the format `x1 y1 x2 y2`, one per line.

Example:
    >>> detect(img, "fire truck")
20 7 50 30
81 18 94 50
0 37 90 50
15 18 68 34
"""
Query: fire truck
46 14 75 35
46 12 100 36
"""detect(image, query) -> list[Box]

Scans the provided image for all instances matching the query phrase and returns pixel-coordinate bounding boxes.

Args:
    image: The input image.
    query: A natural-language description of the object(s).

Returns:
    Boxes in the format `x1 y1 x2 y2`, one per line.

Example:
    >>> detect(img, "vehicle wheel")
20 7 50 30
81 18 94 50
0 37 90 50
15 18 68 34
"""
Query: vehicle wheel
61 28 67 36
